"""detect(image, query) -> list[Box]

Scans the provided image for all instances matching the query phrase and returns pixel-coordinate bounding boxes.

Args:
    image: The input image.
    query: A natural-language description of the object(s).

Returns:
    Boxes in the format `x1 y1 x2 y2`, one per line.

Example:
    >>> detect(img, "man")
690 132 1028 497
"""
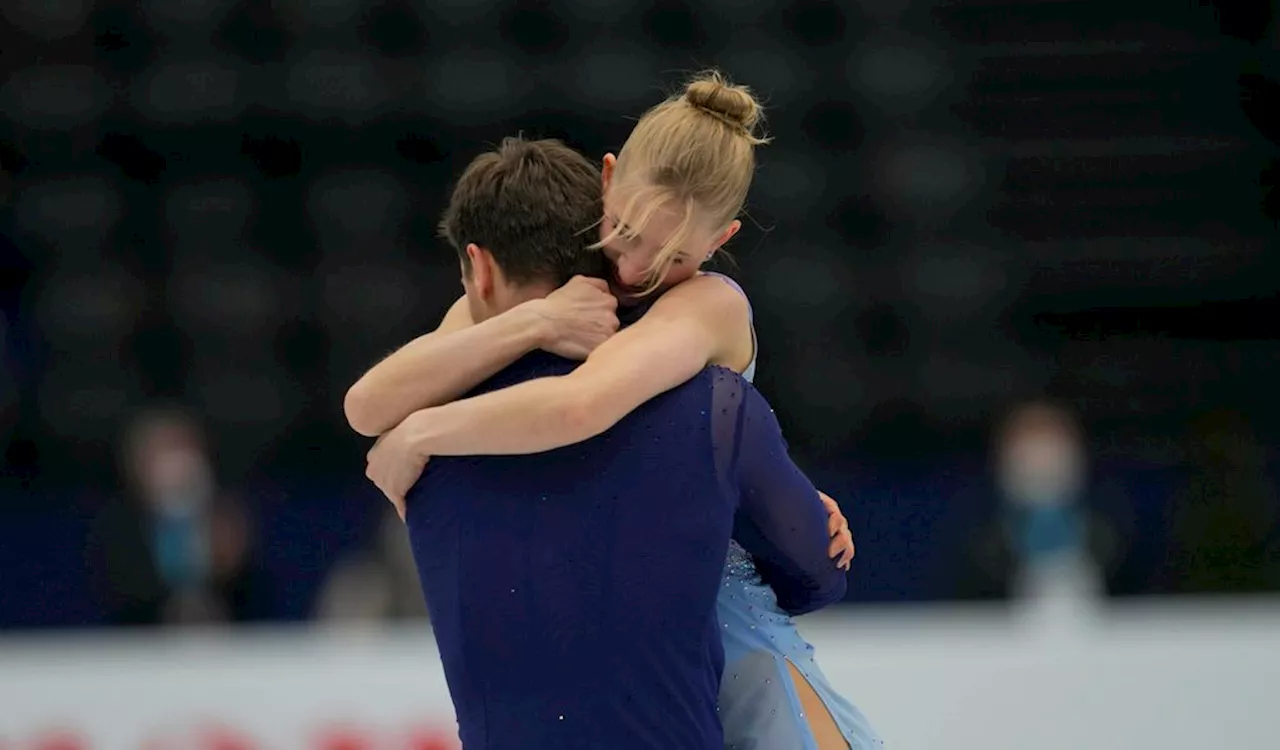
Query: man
380 138 844 749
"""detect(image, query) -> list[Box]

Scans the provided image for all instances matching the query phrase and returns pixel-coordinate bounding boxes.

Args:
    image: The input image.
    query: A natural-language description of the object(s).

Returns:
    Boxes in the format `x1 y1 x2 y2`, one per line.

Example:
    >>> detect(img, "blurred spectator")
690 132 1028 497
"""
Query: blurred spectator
955 400 1127 601
1164 409 1280 593
87 407 267 626
314 507 426 624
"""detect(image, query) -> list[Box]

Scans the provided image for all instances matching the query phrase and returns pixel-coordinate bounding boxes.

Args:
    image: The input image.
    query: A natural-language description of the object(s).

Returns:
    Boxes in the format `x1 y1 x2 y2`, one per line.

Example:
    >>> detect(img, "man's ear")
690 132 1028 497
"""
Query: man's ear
466 243 495 298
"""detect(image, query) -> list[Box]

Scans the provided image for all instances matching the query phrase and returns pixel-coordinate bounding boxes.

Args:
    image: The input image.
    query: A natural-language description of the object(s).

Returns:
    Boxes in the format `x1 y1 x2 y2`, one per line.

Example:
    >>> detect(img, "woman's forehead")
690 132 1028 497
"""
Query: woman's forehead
605 189 702 232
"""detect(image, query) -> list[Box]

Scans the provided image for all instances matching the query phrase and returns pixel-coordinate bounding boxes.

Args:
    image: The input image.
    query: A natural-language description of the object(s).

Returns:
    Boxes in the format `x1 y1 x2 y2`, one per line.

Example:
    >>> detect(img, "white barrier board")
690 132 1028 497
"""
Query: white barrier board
2 599 1277 750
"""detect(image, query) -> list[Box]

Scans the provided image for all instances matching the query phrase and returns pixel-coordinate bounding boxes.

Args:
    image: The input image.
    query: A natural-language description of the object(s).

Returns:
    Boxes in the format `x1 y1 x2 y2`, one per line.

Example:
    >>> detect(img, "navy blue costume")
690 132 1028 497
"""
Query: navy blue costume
406 353 844 750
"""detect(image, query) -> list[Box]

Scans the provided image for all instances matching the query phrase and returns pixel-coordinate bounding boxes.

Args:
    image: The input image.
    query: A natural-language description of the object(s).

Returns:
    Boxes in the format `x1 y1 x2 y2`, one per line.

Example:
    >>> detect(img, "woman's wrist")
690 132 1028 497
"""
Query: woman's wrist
513 298 557 352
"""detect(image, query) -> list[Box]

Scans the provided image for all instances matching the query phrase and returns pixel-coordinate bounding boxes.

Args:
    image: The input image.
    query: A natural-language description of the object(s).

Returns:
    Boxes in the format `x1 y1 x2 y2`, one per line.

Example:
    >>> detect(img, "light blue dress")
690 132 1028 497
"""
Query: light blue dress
706 272 884 750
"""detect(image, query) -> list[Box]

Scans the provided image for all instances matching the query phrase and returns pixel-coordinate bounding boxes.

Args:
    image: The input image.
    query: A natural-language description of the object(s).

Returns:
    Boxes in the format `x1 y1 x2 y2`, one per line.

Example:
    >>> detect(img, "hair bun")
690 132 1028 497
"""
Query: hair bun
682 71 763 136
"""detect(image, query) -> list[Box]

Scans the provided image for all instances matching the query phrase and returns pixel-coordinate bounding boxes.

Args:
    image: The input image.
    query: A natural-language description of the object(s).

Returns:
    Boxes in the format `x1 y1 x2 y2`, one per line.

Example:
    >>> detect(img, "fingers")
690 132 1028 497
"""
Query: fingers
370 470 407 522
828 534 854 568
593 318 618 338
824 493 850 567
840 532 855 568
569 275 611 293
826 509 855 569
569 277 619 315
364 452 397 518
818 491 839 513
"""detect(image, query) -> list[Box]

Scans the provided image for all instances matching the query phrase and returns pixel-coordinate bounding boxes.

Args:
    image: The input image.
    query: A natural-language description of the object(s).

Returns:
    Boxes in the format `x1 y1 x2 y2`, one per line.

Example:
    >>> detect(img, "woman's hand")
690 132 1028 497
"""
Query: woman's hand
820 491 855 570
365 414 431 521
528 276 620 359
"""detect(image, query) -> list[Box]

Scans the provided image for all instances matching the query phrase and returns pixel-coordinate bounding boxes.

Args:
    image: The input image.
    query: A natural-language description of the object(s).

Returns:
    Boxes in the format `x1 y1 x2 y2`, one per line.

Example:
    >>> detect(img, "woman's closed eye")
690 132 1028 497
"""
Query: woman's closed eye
608 214 642 244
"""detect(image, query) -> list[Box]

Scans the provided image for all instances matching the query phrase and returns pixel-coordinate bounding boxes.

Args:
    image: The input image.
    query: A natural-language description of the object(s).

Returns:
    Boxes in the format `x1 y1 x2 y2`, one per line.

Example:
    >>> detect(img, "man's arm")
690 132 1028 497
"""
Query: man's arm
717 376 847 615
398 274 749 456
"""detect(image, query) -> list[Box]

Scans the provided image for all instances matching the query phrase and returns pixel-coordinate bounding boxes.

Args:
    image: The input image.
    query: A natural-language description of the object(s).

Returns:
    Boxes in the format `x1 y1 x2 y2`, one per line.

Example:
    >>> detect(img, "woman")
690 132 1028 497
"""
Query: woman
350 71 883 750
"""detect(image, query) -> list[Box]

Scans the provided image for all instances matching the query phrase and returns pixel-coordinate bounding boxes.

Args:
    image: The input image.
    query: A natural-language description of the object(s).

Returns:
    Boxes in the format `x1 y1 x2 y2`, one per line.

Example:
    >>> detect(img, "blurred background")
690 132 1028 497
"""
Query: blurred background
1 0 1278 748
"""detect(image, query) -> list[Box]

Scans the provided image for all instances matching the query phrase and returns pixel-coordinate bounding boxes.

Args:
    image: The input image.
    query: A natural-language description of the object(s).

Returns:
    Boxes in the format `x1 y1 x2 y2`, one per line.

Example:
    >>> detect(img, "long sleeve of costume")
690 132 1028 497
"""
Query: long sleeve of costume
711 370 847 615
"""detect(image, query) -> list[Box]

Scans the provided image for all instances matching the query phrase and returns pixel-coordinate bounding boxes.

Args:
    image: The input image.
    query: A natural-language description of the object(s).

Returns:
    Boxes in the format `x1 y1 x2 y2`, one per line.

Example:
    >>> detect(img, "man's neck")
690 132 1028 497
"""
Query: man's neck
499 280 558 311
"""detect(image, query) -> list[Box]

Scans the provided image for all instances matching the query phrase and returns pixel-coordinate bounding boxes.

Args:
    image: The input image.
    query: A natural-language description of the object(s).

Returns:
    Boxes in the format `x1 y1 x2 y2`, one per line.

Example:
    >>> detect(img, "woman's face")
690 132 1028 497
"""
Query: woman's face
598 153 739 300
598 187 702 297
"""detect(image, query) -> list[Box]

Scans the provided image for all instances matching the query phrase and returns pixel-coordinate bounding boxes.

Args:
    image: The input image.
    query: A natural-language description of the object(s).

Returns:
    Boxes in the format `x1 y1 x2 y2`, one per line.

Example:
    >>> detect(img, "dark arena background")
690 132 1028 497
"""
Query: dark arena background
1 0 1278 747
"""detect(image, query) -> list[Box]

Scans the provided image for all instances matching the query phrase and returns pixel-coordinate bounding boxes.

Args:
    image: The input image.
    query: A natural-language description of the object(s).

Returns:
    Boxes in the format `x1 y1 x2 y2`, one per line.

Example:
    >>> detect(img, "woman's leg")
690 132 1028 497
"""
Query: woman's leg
786 658 850 750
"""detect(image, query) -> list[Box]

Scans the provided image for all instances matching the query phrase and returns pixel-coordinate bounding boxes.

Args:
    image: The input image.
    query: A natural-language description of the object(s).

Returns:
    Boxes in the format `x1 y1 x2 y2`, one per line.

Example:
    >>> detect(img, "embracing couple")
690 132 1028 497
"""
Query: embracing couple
345 71 883 750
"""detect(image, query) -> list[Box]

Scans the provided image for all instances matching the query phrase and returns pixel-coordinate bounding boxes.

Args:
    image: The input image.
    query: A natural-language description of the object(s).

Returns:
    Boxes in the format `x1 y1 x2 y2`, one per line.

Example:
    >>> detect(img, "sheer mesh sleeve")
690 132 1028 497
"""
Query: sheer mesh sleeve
711 369 847 615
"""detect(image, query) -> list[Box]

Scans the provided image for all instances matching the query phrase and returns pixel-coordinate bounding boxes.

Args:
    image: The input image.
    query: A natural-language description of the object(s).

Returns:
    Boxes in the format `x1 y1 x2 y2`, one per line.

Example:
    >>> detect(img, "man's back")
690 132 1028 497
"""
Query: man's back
406 352 733 750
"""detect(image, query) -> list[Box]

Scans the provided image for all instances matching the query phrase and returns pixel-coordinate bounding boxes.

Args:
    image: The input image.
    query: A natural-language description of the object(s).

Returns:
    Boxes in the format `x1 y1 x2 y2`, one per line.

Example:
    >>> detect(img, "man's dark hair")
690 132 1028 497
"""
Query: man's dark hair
439 137 609 285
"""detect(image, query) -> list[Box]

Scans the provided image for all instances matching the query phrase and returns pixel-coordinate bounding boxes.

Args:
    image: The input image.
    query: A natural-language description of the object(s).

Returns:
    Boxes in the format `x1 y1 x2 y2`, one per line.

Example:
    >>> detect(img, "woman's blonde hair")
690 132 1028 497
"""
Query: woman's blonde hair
597 70 770 291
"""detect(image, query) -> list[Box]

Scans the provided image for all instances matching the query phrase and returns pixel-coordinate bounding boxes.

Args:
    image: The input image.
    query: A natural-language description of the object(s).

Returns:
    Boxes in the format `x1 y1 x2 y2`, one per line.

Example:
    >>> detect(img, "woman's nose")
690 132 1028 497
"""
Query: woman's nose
614 255 648 286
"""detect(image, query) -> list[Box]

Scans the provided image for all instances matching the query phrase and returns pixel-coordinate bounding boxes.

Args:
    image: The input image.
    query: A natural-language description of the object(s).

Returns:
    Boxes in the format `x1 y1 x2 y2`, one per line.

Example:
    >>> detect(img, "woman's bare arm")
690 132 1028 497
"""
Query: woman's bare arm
343 276 619 437
343 296 547 437
395 274 751 456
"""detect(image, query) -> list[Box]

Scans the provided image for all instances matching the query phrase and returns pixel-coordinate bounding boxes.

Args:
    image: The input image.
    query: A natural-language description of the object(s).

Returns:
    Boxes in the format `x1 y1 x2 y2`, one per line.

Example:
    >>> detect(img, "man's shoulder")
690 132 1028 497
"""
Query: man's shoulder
679 365 750 393
644 365 750 413
469 351 579 396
